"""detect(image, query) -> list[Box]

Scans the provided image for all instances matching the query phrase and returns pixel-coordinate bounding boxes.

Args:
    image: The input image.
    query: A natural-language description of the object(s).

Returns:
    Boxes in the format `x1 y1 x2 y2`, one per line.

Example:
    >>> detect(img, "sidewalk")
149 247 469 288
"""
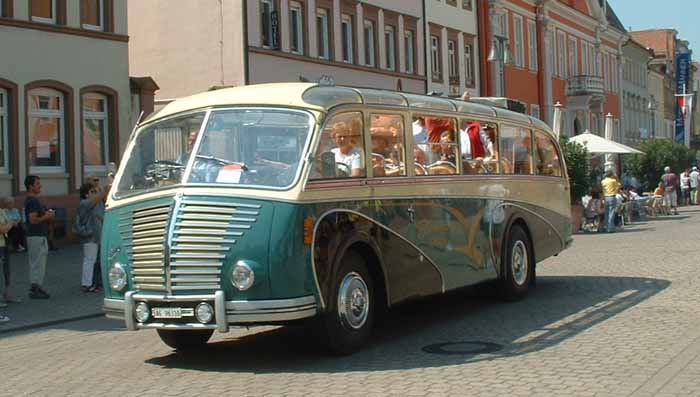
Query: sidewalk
0 242 104 334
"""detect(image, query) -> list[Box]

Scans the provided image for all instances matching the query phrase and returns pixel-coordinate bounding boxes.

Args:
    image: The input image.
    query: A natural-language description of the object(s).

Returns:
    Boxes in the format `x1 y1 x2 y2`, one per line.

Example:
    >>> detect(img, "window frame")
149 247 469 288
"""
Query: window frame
431 35 441 81
81 0 105 31
384 25 396 71
309 110 366 181
27 87 66 173
512 14 525 68
364 19 376 67
533 130 564 178
556 30 567 78
404 30 415 74
30 0 56 24
458 119 500 175
448 39 458 80
0 88 8 172
464 44 474 85
260 0 275 48
316 8 330 60
82 92 110 173
530 104 541 120
341 13 354 64
290 1 305 55
568 36 578 76
499 124 534 175
412 113 459 177
462 0 472 11
369 112 407 178
527 19 538 71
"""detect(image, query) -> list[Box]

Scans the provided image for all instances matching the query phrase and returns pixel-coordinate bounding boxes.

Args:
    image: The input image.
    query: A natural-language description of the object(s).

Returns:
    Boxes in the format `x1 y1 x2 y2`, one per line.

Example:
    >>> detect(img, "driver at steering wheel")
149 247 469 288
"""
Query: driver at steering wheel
331 120 364 178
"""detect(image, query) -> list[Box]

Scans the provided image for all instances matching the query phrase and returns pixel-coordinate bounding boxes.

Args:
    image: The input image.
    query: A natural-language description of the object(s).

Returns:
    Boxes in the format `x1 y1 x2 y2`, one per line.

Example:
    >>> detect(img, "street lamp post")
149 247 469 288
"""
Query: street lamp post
648 96 657 140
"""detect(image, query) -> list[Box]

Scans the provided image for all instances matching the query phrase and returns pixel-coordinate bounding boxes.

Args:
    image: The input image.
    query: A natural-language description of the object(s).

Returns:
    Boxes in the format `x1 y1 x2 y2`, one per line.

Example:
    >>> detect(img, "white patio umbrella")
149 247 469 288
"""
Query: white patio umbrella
568 130 643 154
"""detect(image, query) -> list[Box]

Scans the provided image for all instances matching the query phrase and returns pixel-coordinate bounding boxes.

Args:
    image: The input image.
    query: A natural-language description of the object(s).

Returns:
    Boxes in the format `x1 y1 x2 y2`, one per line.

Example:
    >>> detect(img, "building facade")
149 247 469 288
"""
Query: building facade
0 0 132 202
128 0 481 102
621 39 653 147
478 0 626 139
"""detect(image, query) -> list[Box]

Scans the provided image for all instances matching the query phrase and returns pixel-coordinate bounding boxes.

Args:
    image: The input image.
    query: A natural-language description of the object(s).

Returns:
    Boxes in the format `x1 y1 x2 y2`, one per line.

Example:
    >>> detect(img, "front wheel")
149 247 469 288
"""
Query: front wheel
500 224 534 301
317 250 375 355
157 329 214 351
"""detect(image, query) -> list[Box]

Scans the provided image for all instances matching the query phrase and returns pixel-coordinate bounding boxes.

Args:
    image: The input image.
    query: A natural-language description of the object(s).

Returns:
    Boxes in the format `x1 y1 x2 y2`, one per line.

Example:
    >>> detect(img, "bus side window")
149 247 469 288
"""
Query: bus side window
534 131 563 177
310 112 366 180
411 115 457 175
500 125 533 175
459 119 499 175
370 114 406 177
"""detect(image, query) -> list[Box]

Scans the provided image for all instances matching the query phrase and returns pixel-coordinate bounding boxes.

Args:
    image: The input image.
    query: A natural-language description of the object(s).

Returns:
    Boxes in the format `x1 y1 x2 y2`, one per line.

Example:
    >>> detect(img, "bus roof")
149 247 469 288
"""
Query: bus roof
149 83 554 135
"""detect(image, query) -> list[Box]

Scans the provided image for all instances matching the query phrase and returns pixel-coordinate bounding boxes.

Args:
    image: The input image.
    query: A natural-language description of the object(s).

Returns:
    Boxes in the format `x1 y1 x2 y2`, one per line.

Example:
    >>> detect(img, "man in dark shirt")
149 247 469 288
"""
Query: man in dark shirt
24 175 54 299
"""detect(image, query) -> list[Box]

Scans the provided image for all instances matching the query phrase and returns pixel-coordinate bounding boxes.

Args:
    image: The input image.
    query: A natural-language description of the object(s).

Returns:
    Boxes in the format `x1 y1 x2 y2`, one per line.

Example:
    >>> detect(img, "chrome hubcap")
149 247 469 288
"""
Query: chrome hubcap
338 272 370 330
511 240 528 286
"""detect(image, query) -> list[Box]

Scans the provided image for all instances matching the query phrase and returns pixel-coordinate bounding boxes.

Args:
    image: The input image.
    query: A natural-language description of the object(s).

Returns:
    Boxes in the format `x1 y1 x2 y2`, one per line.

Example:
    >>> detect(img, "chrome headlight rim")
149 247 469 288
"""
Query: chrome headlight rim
108 263 127 291
231 260 255 291
195 302 214 324
134 302 150 323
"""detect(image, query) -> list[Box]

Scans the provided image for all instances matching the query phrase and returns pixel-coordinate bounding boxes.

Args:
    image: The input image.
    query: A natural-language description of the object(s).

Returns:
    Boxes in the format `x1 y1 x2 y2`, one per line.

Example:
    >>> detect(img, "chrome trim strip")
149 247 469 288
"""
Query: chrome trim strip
311 209 445 310
180 199 263 209
224 295 316 310
124 291 137 331
215 290 228 332
226 308 317 323
138 323 218 330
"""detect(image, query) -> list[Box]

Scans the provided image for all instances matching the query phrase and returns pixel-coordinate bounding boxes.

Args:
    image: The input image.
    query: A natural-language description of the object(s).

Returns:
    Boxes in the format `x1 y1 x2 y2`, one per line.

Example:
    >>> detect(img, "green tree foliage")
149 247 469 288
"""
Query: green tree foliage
626 140 697 191
559 138 590 203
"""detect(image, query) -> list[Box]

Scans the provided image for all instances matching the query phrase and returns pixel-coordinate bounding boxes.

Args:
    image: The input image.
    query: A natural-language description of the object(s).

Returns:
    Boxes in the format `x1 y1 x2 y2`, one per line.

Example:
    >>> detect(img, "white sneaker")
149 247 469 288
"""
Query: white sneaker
0 315 9 323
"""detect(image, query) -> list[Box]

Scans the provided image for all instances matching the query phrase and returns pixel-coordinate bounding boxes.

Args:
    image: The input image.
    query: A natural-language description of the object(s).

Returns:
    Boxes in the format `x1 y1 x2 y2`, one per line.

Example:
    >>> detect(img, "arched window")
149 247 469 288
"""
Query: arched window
82 93 109 171
0 88 7 171
27 88 65 171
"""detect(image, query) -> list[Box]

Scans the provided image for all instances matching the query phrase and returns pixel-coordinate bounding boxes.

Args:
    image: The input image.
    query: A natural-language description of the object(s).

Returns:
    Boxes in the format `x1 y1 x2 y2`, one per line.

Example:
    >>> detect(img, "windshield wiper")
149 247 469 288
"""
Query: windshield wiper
195 154 248 170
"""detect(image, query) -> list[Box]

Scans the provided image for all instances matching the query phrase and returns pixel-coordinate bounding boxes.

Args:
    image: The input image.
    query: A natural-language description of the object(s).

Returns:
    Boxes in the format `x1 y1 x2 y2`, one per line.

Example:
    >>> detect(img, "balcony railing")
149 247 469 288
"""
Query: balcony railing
566 75 605 97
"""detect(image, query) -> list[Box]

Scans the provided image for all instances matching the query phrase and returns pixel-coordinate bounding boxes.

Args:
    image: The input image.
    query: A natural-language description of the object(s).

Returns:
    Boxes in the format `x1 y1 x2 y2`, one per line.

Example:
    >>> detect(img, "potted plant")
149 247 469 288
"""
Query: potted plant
559 138 591 233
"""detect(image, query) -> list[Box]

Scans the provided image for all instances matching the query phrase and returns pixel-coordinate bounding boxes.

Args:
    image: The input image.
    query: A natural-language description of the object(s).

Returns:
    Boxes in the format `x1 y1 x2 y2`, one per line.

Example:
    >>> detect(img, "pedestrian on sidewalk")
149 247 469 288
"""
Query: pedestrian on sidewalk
0 197 21 304
661 166 679 215
690 166 700 205
601 169 621 233
24 175 53 299
77 183 107 292
680 168 691 206
86 175 107 289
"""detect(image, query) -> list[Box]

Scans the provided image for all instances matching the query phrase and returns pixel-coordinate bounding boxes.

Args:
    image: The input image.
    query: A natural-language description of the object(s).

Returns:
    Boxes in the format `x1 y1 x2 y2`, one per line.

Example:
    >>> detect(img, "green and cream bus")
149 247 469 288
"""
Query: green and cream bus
102 83 572 354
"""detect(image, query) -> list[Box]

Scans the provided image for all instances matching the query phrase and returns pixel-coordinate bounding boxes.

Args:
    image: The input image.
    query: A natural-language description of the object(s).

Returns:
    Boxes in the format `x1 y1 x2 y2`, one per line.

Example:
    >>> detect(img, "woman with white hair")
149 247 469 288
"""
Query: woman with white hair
661 166 679 215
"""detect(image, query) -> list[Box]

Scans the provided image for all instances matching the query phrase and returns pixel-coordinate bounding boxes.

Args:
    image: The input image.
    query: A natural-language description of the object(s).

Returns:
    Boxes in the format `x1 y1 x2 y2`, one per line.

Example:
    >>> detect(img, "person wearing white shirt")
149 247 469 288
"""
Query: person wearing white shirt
459 122 494 160
330 121 364 177
690 166 700 205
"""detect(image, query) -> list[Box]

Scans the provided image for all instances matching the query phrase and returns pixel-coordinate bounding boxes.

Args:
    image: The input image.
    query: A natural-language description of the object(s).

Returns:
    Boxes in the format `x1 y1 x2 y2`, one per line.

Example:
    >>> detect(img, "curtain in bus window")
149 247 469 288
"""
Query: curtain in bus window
412 115 457 175
310 112 365 179
534 131 563 177
459 120 499 175
370 114 405 177
499 125 533 175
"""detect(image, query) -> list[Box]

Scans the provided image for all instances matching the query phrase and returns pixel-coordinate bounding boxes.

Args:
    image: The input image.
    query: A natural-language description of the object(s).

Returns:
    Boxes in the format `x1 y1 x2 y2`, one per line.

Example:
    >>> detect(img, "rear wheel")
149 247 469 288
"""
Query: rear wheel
500 224 534 301
318 250 375 355
157 329 213 351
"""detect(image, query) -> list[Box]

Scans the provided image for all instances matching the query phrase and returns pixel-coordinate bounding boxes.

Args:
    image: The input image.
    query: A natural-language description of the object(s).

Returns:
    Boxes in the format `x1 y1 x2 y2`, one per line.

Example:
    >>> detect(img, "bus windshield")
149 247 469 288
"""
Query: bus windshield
114 108 314 198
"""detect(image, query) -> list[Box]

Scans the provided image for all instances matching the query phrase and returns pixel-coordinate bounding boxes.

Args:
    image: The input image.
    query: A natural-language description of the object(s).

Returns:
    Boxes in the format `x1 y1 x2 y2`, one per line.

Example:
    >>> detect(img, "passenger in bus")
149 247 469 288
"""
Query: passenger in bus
412 116 427 143
371 116 404 177
460 121 494 160
331 120 365 177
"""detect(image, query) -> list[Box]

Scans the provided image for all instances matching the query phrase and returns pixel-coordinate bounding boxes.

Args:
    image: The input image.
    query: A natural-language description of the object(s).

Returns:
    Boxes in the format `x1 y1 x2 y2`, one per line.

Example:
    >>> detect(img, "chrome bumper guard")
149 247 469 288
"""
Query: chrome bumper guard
104 292 317 332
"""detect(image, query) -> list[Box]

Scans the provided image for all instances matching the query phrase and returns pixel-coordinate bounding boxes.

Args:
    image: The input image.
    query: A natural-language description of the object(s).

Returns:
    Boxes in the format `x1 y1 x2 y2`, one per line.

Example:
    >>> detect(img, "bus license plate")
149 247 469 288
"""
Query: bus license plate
152 307 182 319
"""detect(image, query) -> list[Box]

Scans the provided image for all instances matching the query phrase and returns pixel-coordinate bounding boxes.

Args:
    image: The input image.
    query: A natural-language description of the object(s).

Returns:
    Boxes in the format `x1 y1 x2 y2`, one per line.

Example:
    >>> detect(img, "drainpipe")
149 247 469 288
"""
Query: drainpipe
243 0 250 85
423 0 429 93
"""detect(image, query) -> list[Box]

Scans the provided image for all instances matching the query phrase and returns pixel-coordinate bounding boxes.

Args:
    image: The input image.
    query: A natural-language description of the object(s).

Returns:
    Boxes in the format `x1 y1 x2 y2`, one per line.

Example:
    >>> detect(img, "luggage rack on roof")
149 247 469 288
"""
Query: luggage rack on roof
427 91 527 114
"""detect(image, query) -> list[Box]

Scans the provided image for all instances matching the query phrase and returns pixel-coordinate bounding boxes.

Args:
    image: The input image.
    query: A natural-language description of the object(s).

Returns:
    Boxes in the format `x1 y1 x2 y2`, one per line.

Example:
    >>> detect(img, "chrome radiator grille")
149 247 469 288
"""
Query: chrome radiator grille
120 203 172 291
169 199 260 291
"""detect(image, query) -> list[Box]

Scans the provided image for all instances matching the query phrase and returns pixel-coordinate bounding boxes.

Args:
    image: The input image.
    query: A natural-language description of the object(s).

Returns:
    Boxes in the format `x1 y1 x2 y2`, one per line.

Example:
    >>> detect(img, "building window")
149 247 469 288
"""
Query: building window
462 0 472 10
581 41 589 75
364 20 375 67
431 35 441 81
261 0 275 48
513 14 524 68
30 0 56 24
404 30 415 74
530 104 541 120
317 8 330 60
290 2 304 55
568 36 578 76
385 25 396 71
464 44 474 85
341 14 354 63
0 89 7 170
27 88 65 171
446 0 457 6
448 40 458 80
527 20 538 71
557 31 567 78
82 93 109 169
81 0 104 31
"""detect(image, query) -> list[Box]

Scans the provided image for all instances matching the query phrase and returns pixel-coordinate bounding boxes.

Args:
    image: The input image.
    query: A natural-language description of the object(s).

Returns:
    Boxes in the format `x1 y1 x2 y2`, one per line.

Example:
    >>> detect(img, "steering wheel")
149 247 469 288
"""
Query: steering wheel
414 163 428 175
336 162 351 177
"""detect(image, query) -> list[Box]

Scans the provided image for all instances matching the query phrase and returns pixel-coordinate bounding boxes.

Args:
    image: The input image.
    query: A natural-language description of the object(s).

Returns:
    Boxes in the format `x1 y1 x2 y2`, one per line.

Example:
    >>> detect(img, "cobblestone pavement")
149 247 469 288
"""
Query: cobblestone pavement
2 208 700 396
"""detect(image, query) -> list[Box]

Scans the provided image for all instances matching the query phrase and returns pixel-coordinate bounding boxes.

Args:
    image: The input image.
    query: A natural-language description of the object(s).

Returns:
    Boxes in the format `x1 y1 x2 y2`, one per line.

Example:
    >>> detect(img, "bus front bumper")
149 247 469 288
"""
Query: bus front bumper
103 292 318 332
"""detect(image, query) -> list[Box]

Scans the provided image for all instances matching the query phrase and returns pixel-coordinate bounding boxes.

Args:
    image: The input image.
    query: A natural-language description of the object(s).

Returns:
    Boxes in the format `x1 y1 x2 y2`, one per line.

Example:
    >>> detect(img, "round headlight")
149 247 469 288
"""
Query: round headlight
231 261 255 291
195 303 214 324
135 302 150 323
108 263 127 291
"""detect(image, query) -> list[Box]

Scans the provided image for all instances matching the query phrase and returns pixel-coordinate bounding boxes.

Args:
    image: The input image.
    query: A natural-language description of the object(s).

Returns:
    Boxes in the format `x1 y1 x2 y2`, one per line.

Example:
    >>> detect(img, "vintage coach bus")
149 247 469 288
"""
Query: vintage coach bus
102 83 572 354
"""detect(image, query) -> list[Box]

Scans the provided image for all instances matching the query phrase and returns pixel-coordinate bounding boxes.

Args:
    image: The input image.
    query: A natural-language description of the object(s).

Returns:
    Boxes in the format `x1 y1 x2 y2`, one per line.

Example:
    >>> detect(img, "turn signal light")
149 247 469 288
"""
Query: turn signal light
303 216 314 245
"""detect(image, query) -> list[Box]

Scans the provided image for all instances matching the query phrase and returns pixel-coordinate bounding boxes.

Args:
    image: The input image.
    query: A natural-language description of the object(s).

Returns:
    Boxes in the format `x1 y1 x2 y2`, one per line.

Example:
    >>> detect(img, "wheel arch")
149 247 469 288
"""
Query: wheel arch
501 214 536 282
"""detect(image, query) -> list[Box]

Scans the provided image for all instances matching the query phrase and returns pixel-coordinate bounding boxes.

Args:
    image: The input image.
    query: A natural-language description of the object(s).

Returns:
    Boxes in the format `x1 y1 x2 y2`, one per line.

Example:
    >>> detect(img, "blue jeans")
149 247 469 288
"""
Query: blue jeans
605 196 617 233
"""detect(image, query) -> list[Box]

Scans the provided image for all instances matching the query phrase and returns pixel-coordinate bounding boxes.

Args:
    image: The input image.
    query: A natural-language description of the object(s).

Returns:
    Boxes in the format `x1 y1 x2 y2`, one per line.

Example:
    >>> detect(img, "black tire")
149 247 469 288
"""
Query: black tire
500 224 534 301
317 250 375 355
157 329 213 351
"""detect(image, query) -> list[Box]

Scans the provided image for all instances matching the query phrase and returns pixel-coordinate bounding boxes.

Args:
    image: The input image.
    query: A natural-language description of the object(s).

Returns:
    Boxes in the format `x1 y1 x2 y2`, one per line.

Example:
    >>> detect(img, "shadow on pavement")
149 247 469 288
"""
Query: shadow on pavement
145 275 669 373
